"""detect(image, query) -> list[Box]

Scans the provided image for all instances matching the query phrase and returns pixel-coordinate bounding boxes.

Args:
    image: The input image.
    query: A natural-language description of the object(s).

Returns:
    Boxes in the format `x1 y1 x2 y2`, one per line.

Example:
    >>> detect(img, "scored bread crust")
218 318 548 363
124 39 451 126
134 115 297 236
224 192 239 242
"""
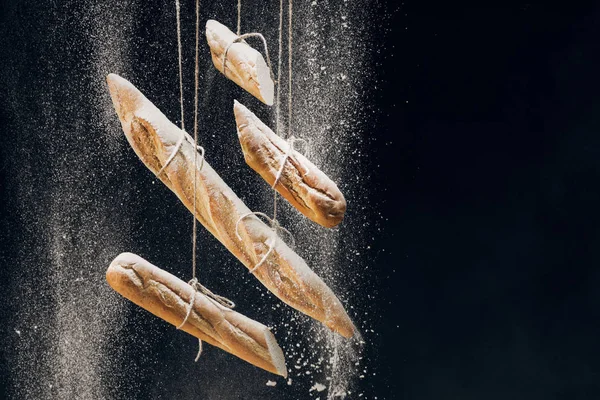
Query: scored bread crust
206 19 274 105
234 101 346 228
106 73 356 338
107 252 287 376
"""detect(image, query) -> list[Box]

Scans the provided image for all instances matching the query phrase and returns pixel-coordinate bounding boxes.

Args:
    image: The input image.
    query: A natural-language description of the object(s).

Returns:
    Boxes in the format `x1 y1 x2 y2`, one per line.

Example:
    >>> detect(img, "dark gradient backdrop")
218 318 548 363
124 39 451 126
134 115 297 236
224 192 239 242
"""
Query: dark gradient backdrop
2 1 600 399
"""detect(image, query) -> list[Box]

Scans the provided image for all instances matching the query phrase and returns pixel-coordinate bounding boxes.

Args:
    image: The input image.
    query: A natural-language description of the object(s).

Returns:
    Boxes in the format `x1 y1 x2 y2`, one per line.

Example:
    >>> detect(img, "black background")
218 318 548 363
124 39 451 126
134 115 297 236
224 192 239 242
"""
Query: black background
2 1 600 399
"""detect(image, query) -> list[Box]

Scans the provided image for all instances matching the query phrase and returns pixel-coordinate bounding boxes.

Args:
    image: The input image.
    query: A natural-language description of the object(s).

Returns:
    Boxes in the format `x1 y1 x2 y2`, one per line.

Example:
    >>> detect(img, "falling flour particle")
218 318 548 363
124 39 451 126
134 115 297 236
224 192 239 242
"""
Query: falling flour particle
310 382 327 392
266 380 277 387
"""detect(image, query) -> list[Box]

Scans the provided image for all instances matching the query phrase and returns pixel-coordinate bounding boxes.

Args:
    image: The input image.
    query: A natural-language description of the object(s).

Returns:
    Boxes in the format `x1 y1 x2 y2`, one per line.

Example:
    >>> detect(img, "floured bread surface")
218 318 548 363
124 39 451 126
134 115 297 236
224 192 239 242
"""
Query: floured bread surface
206 19 274 105
234 101 346 228
107 252 288 377
106 74 356 338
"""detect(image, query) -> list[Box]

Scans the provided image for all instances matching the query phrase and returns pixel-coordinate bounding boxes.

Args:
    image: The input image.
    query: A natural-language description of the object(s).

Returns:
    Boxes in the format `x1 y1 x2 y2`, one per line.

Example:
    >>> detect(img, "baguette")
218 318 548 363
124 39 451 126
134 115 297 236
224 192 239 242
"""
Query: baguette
206 19 274 105
107 252 287 376
234 101 346 228
106 74 356 338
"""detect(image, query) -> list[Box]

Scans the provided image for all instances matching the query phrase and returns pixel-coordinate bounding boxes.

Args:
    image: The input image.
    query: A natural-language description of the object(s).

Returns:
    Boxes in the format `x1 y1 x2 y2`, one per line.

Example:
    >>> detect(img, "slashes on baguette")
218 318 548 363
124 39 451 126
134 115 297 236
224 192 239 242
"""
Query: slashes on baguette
107 252 288 376
206 19 274 105
106 74 355 338
233 101 346 228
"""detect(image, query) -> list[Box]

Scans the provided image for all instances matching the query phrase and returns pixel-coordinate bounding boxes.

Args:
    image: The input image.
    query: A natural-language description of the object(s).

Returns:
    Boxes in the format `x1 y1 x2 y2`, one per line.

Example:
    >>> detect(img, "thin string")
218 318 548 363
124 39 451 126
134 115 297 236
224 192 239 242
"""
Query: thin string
273 0 294 220
237 0 241 35
235 212 295 274
273 2 296 192
156 132 187 177
176 277 235 362
190 0 202 360
174 0 234 362
175 277 204 363
175 0 185 131
159 131 238 364
222 33 276 83
273 0 293 220
223 0 277 85
287 0 293 139
192 0 200 281
272 136 310 189
176 278 236 329
259 0 296 259
275 0 284 136
273 0 284 221
157 132 205 177
225 0 296 274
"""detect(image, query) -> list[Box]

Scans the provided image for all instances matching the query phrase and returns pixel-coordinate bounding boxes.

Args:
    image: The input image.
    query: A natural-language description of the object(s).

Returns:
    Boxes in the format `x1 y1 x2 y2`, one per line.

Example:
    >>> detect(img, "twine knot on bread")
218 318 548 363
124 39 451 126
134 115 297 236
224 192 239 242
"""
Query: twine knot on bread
273 135 311 188
192 277 236 309
176 277 236 362
156 131 205 177
235 212 295 274
222 32 276 83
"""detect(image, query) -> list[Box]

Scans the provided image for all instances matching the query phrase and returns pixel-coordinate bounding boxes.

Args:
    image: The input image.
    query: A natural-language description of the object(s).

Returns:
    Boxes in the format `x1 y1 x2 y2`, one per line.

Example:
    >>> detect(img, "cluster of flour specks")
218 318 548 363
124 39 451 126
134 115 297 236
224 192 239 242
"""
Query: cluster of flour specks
2 0 381 397
48 2 138 399
257 0 379 398
4 1 137 398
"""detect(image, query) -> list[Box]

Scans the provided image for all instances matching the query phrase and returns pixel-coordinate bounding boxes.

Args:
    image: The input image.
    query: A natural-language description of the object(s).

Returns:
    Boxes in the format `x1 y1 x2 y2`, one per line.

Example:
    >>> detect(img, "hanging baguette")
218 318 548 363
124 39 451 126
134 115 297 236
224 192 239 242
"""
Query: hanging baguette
233 101 346 228
107 252 287 376
206 19 274 105
106 74 355 338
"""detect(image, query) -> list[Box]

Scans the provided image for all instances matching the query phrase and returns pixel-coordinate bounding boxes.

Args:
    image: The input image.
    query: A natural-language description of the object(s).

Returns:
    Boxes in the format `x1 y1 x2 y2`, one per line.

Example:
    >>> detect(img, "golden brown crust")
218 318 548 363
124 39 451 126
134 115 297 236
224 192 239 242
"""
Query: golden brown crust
106 253 288 376
234 101 346 228
106 74 356 338
206 20 274 105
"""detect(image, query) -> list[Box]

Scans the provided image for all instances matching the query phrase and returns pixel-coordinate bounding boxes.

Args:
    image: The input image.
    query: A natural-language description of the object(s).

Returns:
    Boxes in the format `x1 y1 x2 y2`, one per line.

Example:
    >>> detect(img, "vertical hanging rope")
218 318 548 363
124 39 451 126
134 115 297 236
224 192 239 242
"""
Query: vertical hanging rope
231 0 299 273
275 0 284 136
237 0 242 35
175 0 211 362
175 0 185 131
192 0 201 281
287 0 293 139
273 0 293 221
272 0 285 223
